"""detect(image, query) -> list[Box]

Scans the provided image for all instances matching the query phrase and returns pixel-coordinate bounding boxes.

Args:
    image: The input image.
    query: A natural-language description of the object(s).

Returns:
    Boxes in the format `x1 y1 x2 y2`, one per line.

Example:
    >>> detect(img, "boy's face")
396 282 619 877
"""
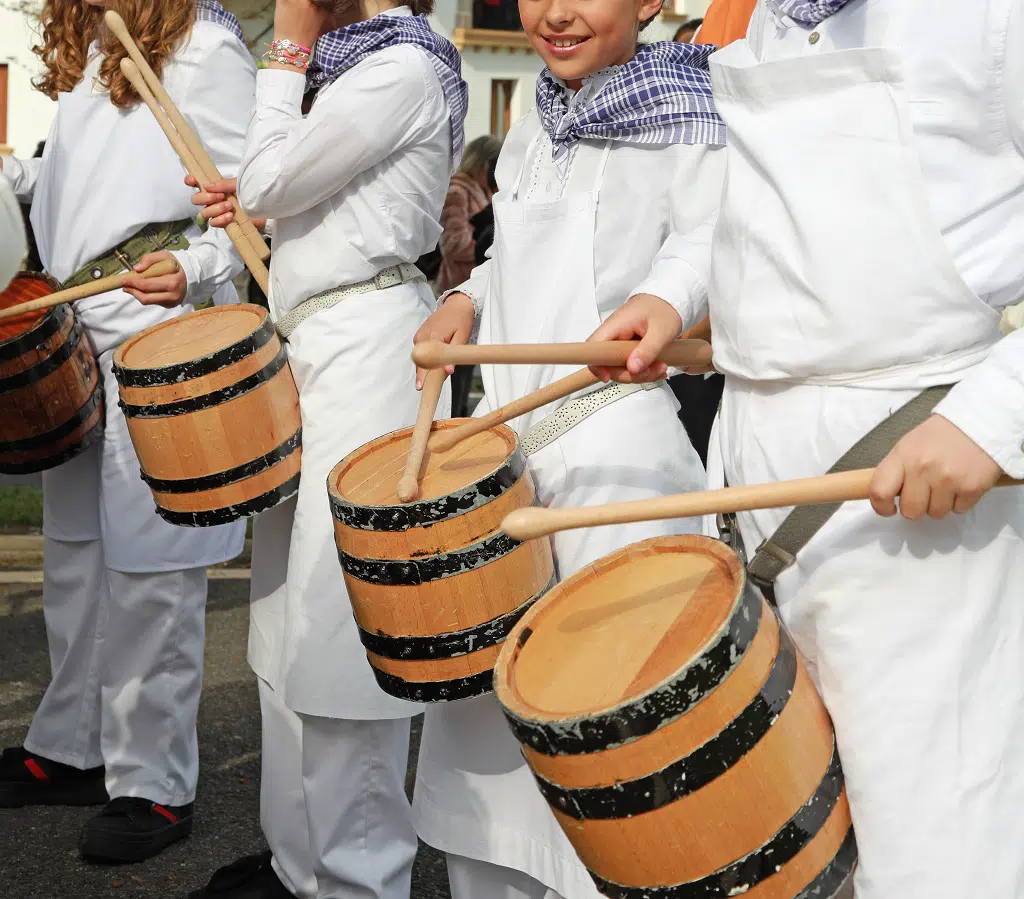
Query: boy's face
520 0 661 88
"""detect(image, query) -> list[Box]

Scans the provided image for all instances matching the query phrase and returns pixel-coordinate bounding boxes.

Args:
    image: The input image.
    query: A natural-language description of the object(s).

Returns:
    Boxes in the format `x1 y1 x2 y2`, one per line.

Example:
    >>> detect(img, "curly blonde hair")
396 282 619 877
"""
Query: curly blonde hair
33 0 196 109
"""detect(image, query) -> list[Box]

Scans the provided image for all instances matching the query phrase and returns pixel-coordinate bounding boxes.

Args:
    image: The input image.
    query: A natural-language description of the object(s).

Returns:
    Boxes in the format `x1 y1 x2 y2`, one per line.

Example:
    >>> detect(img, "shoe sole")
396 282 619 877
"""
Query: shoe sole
79 818 193 864
0 781 108 808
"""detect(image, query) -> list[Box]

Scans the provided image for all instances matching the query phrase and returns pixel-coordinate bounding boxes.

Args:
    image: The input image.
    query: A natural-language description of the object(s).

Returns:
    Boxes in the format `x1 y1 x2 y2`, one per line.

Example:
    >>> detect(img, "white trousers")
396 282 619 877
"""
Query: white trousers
447 855 564 899
257 678 418 899
25 537 207 805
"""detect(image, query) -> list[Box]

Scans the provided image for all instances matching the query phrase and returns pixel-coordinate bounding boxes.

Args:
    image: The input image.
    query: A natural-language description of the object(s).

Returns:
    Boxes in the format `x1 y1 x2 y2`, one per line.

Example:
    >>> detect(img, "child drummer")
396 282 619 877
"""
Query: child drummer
592 1 1024 896
411 0 726 893
0 0 252 863
181 0 468 896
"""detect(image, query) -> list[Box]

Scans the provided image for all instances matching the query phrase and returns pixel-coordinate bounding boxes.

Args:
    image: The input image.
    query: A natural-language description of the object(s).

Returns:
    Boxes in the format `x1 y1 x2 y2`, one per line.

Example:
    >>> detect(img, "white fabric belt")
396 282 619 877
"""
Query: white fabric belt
275 263 425 339
520 381 661 457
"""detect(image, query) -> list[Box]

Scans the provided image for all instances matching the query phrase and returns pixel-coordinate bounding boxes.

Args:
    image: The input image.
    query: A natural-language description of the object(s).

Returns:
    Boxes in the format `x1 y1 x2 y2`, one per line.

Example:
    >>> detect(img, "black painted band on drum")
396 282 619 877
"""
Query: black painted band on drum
330 451 526 532
113 315 278 388
0 303 66 361
370 666 495 703
154 471 301 527
0 319 84 392
794 828 857 899
119 348 288 419
338 531 520 586
0 413 104 474
0 386 104 453
356 572 558 661
535 628 798 820
141 428 302 494
590 745 851 899
501 584 764 757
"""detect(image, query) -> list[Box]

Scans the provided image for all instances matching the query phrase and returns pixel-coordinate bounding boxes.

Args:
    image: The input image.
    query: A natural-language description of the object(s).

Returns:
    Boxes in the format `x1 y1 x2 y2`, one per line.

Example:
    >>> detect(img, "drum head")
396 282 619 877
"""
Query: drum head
115 303 269 371
0 272 61 344
331 421 518 507
498 535 746 720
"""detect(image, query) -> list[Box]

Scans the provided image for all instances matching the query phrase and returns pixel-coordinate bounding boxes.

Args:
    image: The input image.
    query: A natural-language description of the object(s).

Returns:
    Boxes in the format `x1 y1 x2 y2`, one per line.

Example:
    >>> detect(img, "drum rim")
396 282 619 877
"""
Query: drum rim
0 274 67 359
111 303 275 387
495 535 762 755
327 421 526 532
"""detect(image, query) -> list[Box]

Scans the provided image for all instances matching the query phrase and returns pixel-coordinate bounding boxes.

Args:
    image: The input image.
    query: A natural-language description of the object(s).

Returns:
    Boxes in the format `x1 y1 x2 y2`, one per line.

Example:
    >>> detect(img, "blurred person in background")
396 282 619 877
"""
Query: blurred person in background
672 17 702 42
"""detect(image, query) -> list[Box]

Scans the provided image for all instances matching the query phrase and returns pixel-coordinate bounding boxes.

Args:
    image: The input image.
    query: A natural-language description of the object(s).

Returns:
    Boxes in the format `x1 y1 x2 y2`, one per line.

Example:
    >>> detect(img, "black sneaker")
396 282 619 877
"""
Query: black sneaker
188 851 295 898
0 746 108 808
79 797 194 863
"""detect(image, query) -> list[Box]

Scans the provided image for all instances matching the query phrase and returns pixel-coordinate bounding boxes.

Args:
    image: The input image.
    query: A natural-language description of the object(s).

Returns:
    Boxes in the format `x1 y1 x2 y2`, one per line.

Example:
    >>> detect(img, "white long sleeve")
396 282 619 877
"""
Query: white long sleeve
1 156 43 203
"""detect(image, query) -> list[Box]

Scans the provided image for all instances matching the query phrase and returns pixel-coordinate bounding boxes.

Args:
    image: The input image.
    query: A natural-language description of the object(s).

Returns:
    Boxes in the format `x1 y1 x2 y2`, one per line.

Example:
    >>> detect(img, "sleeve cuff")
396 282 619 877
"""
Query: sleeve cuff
934 356 1024 479
1 157 28 198
630 259 707 334
171 249 206 305
256 68 306 107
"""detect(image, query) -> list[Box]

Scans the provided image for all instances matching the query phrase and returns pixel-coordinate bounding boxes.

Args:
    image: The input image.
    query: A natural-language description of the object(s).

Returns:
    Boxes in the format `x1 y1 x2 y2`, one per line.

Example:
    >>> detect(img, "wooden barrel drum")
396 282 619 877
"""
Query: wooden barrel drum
328 421 555 702
495 535 857 898
0 273 103 473
112 304 301 526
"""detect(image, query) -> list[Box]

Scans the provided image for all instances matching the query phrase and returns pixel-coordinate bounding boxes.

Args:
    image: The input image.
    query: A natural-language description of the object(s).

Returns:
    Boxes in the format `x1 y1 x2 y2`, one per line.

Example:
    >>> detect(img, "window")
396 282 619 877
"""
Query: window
472 0 522 31
491 80 514 138
0 64 8 149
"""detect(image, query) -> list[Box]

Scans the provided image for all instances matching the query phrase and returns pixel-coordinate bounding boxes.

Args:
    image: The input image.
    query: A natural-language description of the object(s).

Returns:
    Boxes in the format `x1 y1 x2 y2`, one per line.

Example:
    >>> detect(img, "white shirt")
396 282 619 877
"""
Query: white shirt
457 101 726 325
636 0 1024 477
0 177 26 292
237 7 452 321
2 21 253 311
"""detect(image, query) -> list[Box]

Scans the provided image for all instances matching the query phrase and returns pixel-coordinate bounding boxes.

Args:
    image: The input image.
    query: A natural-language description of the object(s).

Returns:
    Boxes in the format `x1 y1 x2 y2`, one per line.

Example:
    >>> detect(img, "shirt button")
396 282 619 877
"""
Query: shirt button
809 31 821 44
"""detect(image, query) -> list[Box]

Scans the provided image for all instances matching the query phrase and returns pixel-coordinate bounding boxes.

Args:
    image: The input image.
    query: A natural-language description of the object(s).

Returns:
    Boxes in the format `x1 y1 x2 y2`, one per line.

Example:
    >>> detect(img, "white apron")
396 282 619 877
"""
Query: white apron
37 81 243 571
706 38 1024 899
414 136 705 899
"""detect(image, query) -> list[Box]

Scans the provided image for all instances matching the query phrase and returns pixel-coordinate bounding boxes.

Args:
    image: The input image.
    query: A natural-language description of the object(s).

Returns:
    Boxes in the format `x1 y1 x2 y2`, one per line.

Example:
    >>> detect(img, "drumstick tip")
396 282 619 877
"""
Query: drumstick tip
502 508 549 542
396 476 420 503
410 342 445 369
103 9 128 36
120 57 139 78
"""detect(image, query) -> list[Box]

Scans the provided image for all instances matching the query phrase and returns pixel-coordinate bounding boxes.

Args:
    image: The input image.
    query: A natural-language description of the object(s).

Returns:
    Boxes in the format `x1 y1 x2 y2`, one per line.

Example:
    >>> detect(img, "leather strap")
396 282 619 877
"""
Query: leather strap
744 385 953 592
275 263 425 339
62 219 193 289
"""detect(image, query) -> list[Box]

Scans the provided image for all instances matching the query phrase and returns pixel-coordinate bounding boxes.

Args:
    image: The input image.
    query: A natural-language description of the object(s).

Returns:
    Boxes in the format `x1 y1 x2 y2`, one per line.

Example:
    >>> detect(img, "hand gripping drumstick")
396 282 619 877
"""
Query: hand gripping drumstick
0 260 180 322
411 339 713 372
501 469 1023 541
105 11 270 265
427 367 601 454
397 369 448 502
119 59 270 297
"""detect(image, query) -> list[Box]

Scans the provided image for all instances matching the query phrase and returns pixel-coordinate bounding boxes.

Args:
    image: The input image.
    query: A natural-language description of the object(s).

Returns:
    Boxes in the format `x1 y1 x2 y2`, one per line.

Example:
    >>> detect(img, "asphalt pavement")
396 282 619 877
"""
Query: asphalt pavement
0 575 452 899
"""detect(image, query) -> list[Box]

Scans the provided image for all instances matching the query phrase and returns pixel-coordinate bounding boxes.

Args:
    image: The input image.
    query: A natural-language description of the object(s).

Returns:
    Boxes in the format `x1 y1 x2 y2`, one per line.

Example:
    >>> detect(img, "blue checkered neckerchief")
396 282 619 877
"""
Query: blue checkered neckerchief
306 12 469 165
535 41 726 167
769 0 856 26
194 0 245 42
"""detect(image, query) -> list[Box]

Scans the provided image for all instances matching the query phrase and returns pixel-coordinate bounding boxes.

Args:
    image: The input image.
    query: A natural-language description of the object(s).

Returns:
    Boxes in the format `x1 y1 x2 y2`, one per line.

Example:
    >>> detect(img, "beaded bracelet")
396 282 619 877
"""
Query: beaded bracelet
270 38 312 56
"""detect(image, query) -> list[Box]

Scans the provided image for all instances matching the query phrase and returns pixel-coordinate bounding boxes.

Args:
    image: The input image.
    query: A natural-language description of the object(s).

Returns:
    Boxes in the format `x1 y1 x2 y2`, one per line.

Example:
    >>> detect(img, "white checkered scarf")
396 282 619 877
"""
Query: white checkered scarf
535 41 726 166
194 0 245 42
770 0 856 26
306 14 469 166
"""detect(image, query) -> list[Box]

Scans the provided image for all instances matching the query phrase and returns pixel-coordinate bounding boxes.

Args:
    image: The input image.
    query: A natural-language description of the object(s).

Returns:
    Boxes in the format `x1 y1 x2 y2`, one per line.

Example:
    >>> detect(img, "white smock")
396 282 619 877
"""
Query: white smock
633 2 1024 896
0 177 26 291
2 21 254 570
414 96 723 898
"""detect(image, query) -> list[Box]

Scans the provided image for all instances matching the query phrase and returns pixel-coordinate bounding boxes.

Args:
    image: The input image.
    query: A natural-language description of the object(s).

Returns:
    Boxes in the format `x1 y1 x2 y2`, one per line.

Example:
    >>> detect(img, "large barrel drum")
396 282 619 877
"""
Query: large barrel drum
328 421 555 702
0 273 103 473
495 535 857 899
112 304 301 526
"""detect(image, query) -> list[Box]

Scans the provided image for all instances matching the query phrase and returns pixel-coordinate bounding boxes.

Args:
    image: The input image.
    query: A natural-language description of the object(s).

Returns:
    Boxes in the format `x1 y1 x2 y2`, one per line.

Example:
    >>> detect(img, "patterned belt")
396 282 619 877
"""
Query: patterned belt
62 219 192 289
520 380 662 457
275 263 425 339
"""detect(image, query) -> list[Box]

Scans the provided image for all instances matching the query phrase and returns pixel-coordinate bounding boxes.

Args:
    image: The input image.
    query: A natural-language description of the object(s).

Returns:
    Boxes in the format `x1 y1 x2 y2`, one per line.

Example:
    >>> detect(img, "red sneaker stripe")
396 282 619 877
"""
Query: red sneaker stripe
24 759 49 781
152 804 178 824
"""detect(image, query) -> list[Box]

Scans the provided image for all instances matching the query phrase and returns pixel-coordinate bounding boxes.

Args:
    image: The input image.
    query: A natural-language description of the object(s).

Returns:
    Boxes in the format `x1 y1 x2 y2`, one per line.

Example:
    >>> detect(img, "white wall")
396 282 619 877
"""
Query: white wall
0 8 57 156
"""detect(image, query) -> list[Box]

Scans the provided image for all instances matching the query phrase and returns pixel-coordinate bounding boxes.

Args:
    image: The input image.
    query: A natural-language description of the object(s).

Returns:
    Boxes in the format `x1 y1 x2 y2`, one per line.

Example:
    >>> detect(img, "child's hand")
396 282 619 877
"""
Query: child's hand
870 415 1004 519
122 252 187 307
586 293 682 384
184 175 267 232
413 292 475 389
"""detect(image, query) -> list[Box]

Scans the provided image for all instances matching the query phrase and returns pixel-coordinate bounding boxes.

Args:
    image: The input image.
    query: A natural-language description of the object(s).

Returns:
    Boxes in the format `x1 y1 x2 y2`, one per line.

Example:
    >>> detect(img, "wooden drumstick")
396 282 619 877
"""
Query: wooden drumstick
397 369 447 502
411 339 713 372
105 11 270 263
427 367 601 454
0 260 180 322
501 469 1023 541
119 59 270 297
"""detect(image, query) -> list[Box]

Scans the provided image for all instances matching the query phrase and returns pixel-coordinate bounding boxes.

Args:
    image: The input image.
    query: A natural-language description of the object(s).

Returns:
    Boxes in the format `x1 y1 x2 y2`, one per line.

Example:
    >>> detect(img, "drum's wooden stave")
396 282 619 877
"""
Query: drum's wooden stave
113 304 301 526
329 421 556 702
495 535 857 898
0 274 103 473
